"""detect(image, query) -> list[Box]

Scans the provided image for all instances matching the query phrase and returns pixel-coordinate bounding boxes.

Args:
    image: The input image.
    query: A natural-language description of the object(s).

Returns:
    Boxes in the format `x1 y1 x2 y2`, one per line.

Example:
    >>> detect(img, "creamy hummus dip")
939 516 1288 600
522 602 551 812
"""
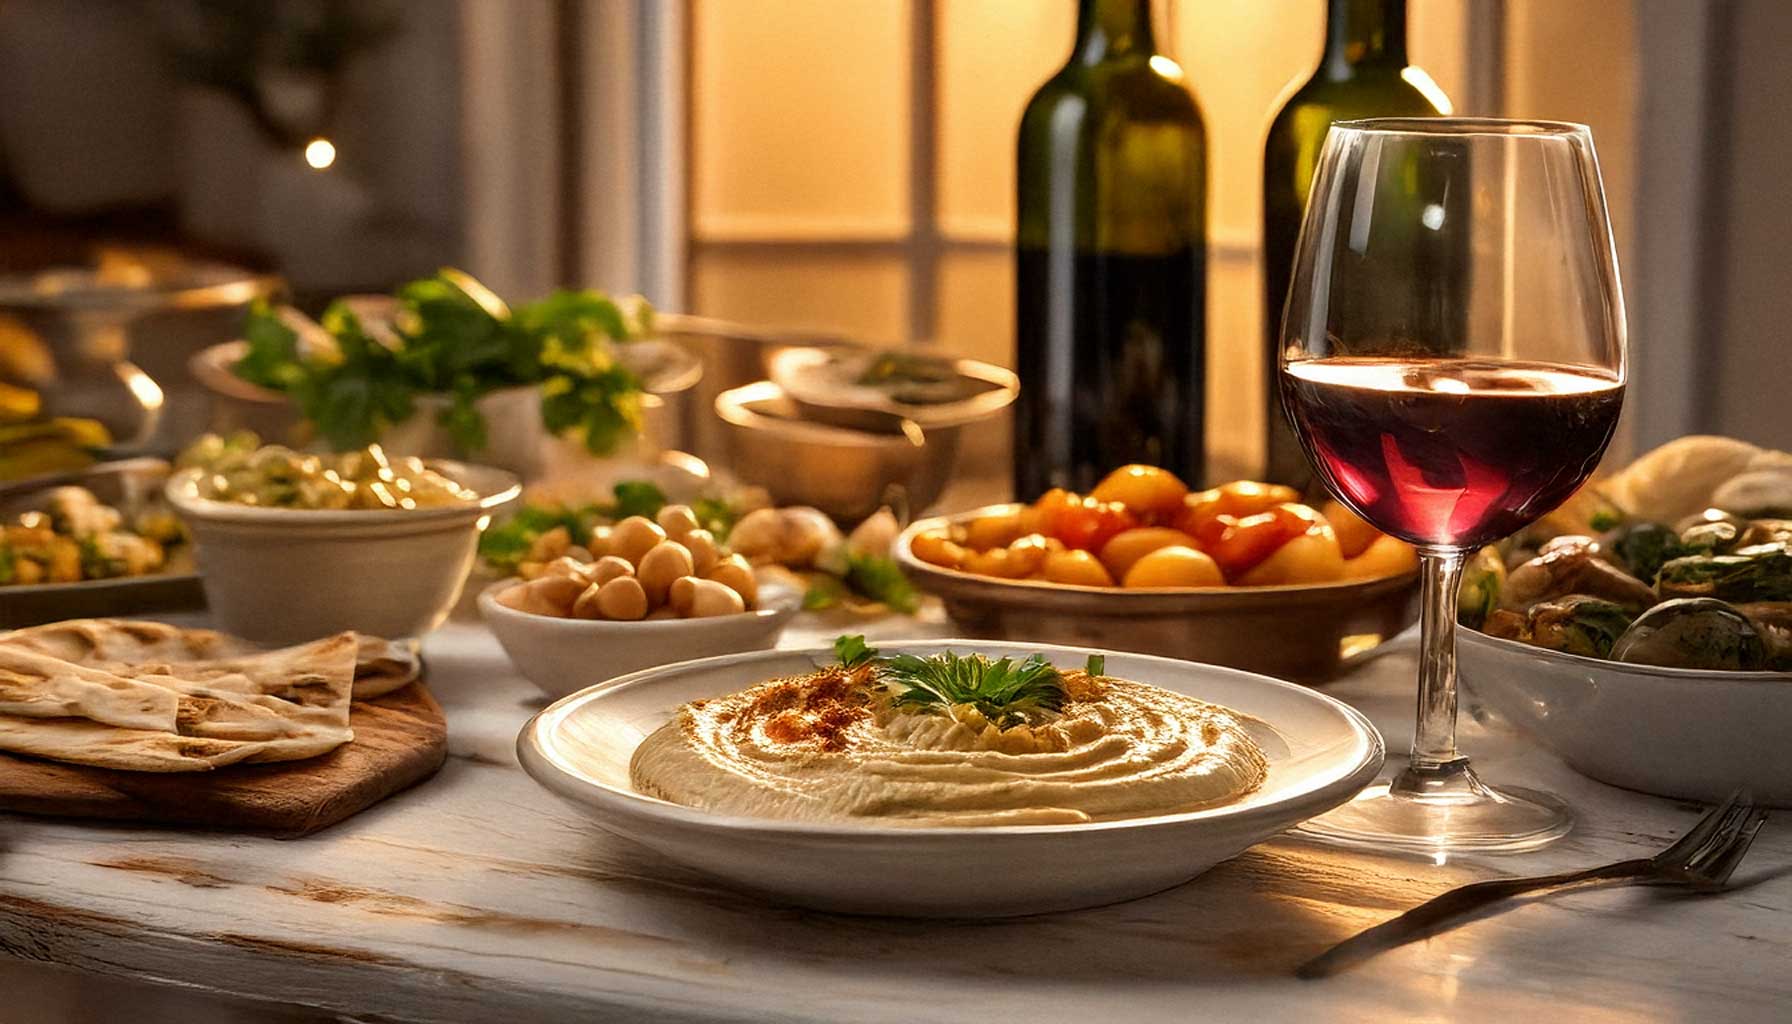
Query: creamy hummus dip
628 660 1268 826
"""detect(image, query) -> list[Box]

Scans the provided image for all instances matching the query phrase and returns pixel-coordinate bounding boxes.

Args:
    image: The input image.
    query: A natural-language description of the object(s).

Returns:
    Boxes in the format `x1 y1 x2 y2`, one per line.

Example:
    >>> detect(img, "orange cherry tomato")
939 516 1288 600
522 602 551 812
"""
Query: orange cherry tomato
1122 546 1225 588
1341 533 1420 580
1090 465 1190 517
1203 512 1297 577
1098 527 1201 581
1173 480 1302 537
1041 549 1117 587
1043 495 1139 552
1320 499 1381 559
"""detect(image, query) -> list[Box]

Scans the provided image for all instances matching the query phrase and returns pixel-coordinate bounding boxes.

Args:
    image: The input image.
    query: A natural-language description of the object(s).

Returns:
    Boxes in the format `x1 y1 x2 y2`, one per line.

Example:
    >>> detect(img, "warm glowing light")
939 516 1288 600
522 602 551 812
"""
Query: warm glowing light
1148 55 1184 81
304 137 337 170
117 361 164 411
1402 67 1454 116
1422 203 1446 231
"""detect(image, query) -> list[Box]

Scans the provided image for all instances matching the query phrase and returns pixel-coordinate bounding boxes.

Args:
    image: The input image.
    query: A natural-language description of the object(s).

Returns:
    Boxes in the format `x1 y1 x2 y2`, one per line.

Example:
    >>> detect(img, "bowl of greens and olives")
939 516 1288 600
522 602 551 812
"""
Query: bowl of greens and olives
1458 510 1792 804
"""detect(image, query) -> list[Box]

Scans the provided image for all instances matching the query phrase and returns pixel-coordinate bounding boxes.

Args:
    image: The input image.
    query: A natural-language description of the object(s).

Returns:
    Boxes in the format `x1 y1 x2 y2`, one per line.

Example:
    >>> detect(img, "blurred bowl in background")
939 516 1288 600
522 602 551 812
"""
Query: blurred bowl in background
713 381 955 522
767 346 1018 433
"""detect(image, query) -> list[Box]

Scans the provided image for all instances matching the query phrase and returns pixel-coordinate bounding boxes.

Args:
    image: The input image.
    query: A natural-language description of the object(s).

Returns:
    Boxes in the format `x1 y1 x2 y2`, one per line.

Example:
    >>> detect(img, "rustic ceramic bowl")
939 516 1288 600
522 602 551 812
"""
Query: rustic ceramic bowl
714 381 956 521
166 460 519 645
896 506 1420 683
478 579 801 700
1460 627 1792 805
767 345 1019 433
516 640 1384 917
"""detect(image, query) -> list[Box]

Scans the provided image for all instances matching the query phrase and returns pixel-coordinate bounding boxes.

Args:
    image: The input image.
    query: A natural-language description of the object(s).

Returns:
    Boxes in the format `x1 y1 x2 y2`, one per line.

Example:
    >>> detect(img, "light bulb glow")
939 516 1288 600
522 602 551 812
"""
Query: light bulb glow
304 137 337 170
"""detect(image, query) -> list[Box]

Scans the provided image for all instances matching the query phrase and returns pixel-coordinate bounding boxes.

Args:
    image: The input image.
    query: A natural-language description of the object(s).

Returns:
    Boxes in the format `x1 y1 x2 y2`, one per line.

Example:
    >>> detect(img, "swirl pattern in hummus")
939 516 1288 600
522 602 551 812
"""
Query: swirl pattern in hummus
628 663 1268 826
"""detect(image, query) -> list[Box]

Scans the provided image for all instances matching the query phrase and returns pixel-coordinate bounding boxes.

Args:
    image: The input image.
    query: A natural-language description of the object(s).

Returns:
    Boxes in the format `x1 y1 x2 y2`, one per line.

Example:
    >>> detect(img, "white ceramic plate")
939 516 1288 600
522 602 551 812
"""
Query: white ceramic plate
517 640 1383 918
1461 627 1792 805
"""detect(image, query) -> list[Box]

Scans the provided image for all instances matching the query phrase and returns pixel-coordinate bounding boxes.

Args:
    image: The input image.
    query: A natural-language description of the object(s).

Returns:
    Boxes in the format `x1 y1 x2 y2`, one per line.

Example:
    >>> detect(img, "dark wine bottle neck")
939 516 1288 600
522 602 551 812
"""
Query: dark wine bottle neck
1073 0 1157 63
1323 0 1408 74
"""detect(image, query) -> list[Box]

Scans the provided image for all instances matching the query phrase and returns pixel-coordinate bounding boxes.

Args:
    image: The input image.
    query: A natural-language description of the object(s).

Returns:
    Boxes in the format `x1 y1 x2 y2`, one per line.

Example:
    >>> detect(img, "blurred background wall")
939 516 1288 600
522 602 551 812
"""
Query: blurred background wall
0 0 1781 469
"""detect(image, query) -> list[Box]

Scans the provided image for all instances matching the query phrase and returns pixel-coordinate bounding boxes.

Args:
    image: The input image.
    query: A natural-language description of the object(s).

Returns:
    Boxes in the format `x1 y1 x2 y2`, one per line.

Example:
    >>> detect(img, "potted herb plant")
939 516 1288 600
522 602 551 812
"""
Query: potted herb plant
191 269 701 478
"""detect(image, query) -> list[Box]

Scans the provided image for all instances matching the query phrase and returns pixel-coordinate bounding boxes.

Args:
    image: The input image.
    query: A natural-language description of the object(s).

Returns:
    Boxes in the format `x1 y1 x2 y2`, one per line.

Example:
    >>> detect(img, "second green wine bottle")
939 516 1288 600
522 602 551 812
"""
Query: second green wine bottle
1262 0 1451 486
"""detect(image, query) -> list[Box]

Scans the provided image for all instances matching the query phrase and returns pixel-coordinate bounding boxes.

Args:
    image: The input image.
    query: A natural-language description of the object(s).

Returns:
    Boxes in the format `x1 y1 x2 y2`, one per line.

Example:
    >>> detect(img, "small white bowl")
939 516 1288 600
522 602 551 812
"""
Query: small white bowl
516 640 1384 917
1460 628 1792 805
167 461 520 645
478 579 801 700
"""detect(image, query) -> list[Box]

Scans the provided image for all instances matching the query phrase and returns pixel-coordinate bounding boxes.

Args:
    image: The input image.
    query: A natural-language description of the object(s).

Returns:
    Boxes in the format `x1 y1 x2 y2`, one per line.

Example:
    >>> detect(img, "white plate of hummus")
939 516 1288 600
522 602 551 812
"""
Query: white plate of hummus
517 640 1382 917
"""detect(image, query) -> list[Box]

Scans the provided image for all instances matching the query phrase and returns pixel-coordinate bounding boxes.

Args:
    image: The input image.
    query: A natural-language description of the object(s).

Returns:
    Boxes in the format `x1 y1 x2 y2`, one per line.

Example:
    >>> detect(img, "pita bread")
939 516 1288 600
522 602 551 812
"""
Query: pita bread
0 715 351 772
0 646 180 731
0 619 419 700
0 631 356 772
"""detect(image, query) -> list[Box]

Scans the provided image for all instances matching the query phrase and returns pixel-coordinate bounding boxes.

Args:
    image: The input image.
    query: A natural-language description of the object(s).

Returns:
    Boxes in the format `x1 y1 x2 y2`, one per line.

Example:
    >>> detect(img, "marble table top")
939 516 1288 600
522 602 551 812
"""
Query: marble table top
1 610 1786 1023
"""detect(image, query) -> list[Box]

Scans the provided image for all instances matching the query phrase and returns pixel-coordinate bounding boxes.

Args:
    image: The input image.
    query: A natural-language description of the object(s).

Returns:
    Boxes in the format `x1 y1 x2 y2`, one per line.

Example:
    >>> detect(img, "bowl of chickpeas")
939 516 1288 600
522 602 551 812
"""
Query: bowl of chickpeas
478 502 802 699
896 465 1422 681
166 434 521 645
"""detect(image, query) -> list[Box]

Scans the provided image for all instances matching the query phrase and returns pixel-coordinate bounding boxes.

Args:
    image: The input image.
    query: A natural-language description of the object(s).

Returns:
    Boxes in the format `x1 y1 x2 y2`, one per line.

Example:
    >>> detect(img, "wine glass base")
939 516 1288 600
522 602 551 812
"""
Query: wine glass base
1296 767 1573 855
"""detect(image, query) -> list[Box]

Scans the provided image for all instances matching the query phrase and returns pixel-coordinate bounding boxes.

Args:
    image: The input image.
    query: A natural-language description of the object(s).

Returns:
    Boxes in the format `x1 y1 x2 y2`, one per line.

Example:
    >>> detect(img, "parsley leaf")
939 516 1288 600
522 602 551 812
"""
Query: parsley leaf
833 634 878 668
881 651 1066 728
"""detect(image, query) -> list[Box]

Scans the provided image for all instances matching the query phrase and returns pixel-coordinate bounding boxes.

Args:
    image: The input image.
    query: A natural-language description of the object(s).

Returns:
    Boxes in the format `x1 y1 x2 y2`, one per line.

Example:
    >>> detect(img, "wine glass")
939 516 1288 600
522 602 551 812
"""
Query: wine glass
1278 119 1627 853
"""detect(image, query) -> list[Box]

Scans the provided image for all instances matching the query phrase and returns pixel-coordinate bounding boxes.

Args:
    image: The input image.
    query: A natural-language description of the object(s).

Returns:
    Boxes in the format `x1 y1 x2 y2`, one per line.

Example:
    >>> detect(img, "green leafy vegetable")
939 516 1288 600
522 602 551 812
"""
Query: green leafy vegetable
609 481 668 522
803 577 847 611
841 552 919 613
880 651 1066 728
477 504 596 571
833 634 878 668
691 496 740 538
232 269 649 455
1085 654 1105 677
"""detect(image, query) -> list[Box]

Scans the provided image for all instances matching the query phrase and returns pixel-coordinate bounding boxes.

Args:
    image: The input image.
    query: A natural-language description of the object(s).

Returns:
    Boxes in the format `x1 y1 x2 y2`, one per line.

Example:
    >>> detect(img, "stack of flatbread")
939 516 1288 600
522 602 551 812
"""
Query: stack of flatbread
0 619 421 773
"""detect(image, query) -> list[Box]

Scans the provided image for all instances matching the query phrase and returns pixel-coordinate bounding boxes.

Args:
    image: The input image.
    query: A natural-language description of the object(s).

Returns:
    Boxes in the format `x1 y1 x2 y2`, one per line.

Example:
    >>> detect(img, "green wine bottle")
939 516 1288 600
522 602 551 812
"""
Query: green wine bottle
1014 0 1207 499
1261 0 1451 486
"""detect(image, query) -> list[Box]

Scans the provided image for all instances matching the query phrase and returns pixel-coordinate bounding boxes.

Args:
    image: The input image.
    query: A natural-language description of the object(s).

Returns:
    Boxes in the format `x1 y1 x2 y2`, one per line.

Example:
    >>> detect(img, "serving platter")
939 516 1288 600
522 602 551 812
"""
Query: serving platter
0 458 204 628
517 640 1383 917
897 507 1420 682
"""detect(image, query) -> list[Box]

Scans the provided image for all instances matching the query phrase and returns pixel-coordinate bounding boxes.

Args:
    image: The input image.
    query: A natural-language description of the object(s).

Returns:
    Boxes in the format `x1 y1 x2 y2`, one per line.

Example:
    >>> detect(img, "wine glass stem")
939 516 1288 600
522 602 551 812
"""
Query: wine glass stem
1393 547 1470 793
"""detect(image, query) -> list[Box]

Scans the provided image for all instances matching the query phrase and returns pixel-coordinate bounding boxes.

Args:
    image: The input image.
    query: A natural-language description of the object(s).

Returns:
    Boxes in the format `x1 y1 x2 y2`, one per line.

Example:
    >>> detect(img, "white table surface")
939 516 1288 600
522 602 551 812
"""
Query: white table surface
1 608 1787 1024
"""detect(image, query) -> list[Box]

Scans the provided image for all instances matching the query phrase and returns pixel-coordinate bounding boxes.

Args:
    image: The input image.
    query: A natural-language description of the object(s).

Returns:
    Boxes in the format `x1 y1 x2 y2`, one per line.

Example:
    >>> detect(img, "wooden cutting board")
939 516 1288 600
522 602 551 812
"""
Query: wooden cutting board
0 682 447 837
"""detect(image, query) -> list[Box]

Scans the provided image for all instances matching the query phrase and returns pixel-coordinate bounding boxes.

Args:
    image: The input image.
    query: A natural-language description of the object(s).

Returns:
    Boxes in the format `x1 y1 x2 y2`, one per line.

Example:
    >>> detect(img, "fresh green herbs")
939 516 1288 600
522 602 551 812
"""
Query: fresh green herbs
833 634 879 668
830 636 1072 728
1085 653 1105 677
233 270 650 455
477 504 600 572
882 652 1067 728
803 552 919 614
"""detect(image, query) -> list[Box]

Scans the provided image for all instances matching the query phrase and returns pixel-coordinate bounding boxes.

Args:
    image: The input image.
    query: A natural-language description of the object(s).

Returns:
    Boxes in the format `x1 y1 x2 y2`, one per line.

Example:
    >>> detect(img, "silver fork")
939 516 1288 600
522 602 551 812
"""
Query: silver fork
1298 789 1769 979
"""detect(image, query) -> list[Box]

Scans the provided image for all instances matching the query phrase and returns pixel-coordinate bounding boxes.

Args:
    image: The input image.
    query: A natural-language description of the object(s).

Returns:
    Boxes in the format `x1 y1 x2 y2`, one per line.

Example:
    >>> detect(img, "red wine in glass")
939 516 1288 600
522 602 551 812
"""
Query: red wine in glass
1281 357 1625 549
